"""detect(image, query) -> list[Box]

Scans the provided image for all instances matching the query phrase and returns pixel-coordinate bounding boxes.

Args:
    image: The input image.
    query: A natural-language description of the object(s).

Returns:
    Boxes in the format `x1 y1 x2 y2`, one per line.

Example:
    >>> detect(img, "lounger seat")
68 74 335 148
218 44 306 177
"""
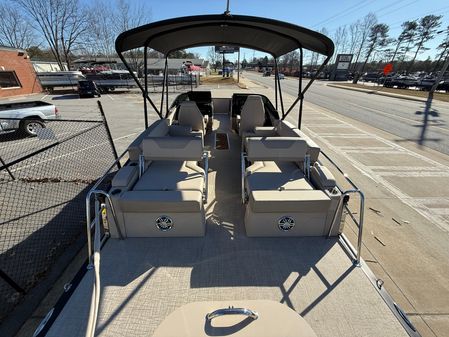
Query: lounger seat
108 134 207 238
245 161 312 192
134 161 204 193
243 137 343 237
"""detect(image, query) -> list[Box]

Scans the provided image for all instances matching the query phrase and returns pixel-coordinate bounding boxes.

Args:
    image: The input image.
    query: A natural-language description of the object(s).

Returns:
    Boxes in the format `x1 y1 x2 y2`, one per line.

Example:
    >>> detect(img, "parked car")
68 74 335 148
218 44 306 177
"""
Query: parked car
278 73 285 79
383 75 417 89
361 72 381 82
78 80 101 98
0 101 59 136
263 70 271 77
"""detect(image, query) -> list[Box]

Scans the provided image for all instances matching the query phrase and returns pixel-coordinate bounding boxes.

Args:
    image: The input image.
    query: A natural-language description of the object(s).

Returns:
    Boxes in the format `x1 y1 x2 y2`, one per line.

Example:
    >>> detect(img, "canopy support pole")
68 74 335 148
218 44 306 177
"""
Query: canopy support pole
274 58 278 111
144 47 149 128
160 57 167 116
298 47 304 129
117 50 162 120
166 56 169 116
276 58 285 118
283 49 331 124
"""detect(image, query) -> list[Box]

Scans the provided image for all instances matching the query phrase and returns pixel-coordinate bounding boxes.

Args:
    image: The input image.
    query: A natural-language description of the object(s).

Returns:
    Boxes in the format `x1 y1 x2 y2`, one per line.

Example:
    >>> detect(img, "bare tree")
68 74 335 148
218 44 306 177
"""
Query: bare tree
354 23 389 83
83 0 116 58
391 21 418 63
352 13 377 72
433 25 449 72
114 0 152 76
207 47 220 71
13 0 88 70
0 1 37 49
348 21 361 56
332 26 348 63
408 15 442 71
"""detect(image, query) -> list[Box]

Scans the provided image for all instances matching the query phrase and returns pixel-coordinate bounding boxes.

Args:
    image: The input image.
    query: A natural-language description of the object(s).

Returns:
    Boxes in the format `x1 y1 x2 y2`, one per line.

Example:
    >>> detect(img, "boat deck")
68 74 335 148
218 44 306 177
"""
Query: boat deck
47 114 408 337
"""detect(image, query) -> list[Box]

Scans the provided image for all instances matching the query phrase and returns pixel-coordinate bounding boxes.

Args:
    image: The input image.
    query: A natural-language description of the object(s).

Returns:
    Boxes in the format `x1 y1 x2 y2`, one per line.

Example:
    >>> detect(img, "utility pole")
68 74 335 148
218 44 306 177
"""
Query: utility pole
430 54 449 95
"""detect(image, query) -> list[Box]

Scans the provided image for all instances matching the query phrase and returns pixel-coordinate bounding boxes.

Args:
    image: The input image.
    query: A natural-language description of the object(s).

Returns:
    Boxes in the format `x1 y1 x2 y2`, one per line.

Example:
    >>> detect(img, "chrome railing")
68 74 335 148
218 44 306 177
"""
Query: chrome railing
319 150 365 267
86 150 127 262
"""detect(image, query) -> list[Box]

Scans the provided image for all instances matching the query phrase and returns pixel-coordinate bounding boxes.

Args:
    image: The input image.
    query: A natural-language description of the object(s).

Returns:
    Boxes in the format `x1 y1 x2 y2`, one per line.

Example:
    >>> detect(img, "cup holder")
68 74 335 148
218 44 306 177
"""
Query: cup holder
111 188 122 195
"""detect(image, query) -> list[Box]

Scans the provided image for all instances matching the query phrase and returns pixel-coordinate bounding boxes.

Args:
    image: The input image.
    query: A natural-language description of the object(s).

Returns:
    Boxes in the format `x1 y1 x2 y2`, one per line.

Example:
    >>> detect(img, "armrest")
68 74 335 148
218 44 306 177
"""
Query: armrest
168 124 193 137
111 164 138 189
311 162 336 191
253 126 277 137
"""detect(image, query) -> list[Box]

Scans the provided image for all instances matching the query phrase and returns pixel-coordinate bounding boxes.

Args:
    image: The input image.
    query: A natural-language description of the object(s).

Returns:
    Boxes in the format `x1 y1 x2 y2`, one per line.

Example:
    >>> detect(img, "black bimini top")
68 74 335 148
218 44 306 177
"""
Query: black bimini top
115 14 334 57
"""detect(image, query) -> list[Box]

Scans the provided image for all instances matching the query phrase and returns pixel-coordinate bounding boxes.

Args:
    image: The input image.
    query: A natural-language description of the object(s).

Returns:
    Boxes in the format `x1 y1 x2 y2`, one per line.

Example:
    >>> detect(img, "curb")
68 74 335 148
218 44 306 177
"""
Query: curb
237 82 248 89
326 83 428 103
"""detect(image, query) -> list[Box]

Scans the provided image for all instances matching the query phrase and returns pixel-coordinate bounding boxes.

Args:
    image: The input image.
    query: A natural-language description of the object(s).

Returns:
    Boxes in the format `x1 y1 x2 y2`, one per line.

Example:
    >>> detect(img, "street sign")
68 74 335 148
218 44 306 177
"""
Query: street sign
331 54 353 81
383 63 393 75
215 46 239 54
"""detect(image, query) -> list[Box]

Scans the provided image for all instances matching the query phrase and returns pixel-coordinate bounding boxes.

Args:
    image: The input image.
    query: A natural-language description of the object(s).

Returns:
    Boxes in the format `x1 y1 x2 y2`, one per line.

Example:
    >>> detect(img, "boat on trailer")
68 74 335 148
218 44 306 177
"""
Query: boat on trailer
33 11 420 337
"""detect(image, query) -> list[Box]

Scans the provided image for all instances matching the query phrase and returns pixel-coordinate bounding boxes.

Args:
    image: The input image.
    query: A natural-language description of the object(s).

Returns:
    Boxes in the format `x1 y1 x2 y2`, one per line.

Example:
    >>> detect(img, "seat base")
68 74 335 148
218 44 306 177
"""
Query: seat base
245 190 332 237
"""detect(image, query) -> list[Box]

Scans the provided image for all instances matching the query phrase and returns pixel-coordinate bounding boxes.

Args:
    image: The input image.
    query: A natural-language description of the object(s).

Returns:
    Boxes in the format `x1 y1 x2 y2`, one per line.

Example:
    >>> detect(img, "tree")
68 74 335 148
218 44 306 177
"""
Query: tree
114 0 151 76
391 21 418 63
241 58 248 69
26 46 56 60
352 13 377 72
13 0 88 70
348 21 361 56
354 23 389 83
84 0 116 58
408 15 442 71
207 47 220 71
433 26 449 72
0 1 37 49
332 25 348 63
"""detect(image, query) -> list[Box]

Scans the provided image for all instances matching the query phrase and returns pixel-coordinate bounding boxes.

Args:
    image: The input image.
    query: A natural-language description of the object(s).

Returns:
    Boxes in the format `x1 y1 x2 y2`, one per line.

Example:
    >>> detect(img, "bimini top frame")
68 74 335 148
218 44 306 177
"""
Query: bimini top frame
115 12 334 128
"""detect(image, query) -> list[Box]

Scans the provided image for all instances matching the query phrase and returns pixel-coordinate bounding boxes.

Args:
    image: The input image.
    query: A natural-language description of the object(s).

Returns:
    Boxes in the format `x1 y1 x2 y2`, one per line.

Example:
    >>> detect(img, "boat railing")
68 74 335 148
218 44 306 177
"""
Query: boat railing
320 150 365 267
86 150 128 262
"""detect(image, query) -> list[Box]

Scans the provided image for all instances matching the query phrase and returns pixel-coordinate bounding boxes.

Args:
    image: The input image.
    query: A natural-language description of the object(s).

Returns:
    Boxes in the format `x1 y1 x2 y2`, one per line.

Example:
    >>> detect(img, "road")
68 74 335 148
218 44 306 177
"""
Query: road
243 72 449 337
244 71 449 155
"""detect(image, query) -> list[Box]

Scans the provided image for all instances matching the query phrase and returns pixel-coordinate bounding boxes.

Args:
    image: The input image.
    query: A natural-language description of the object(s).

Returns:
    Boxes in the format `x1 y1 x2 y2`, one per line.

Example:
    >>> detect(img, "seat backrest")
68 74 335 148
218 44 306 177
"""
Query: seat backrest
246 137 308 162
178 101 204 133
142 136 203 161
239 95 265 136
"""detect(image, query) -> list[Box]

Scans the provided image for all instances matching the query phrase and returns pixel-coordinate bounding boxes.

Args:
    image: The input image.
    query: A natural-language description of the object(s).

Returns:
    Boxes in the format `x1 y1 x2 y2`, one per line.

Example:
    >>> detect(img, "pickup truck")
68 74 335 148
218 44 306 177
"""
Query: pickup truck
0 101 59 136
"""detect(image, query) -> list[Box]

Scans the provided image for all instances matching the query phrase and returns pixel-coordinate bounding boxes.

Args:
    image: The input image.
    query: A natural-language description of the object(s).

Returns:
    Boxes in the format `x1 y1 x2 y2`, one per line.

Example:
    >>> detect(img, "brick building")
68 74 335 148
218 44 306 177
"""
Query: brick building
0 46 42 98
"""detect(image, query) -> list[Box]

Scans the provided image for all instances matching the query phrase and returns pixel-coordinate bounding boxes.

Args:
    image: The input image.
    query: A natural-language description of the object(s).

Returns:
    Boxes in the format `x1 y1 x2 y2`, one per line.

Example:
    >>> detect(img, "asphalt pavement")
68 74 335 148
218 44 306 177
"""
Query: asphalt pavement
244 71 449 156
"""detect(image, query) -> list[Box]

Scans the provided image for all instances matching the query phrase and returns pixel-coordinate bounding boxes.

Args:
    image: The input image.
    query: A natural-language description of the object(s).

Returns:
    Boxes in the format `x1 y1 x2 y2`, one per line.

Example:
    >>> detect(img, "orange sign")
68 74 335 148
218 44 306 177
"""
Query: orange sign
383 63 393 75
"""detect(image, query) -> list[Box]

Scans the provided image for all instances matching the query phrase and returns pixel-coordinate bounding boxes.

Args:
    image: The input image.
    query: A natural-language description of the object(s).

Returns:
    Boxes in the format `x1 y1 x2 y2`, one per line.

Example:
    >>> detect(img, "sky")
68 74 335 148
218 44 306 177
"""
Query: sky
136 0 449 62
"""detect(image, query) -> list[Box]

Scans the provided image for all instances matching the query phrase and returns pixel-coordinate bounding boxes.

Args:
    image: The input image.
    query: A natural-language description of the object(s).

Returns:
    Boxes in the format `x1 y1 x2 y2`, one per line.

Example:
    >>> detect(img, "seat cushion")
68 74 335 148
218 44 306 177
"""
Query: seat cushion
246 161 313 192
118 190 202 212
249 190 331 213
134 161 204 192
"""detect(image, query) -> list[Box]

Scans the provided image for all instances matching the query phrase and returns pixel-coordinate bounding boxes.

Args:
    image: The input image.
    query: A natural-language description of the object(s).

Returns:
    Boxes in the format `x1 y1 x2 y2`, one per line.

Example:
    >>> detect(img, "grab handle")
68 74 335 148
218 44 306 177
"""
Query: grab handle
206 307 259 321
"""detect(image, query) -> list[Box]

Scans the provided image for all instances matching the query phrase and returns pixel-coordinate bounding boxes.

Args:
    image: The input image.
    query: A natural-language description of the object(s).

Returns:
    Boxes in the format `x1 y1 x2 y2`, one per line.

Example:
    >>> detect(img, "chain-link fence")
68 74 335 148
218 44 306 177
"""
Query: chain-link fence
0 116 118 323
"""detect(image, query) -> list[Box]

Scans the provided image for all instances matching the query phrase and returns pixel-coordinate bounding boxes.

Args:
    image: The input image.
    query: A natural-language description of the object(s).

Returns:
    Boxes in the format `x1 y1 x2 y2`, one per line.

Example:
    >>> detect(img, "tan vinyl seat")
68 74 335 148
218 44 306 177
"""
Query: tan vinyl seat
243 137 343 237
108 135 207 238
178 101 206 134
134 161 204 193
245 161 313 192
239 95 265 136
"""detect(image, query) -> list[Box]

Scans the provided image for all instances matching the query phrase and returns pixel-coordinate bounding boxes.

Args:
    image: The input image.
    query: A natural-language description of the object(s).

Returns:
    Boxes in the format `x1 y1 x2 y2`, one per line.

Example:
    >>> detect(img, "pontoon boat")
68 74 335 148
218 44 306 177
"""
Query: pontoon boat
33 12 420 337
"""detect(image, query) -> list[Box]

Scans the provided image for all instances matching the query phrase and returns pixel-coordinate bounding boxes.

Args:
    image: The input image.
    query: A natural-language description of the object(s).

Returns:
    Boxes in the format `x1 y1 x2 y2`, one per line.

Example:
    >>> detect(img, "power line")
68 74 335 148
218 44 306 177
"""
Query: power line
311 0 374 28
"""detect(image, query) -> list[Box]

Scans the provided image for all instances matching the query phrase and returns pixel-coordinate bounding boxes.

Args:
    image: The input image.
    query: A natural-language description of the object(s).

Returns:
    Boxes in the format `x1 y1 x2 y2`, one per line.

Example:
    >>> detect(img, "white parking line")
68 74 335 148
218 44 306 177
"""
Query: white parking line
40 94 48 101
304 104 449 233
107 95 114 101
